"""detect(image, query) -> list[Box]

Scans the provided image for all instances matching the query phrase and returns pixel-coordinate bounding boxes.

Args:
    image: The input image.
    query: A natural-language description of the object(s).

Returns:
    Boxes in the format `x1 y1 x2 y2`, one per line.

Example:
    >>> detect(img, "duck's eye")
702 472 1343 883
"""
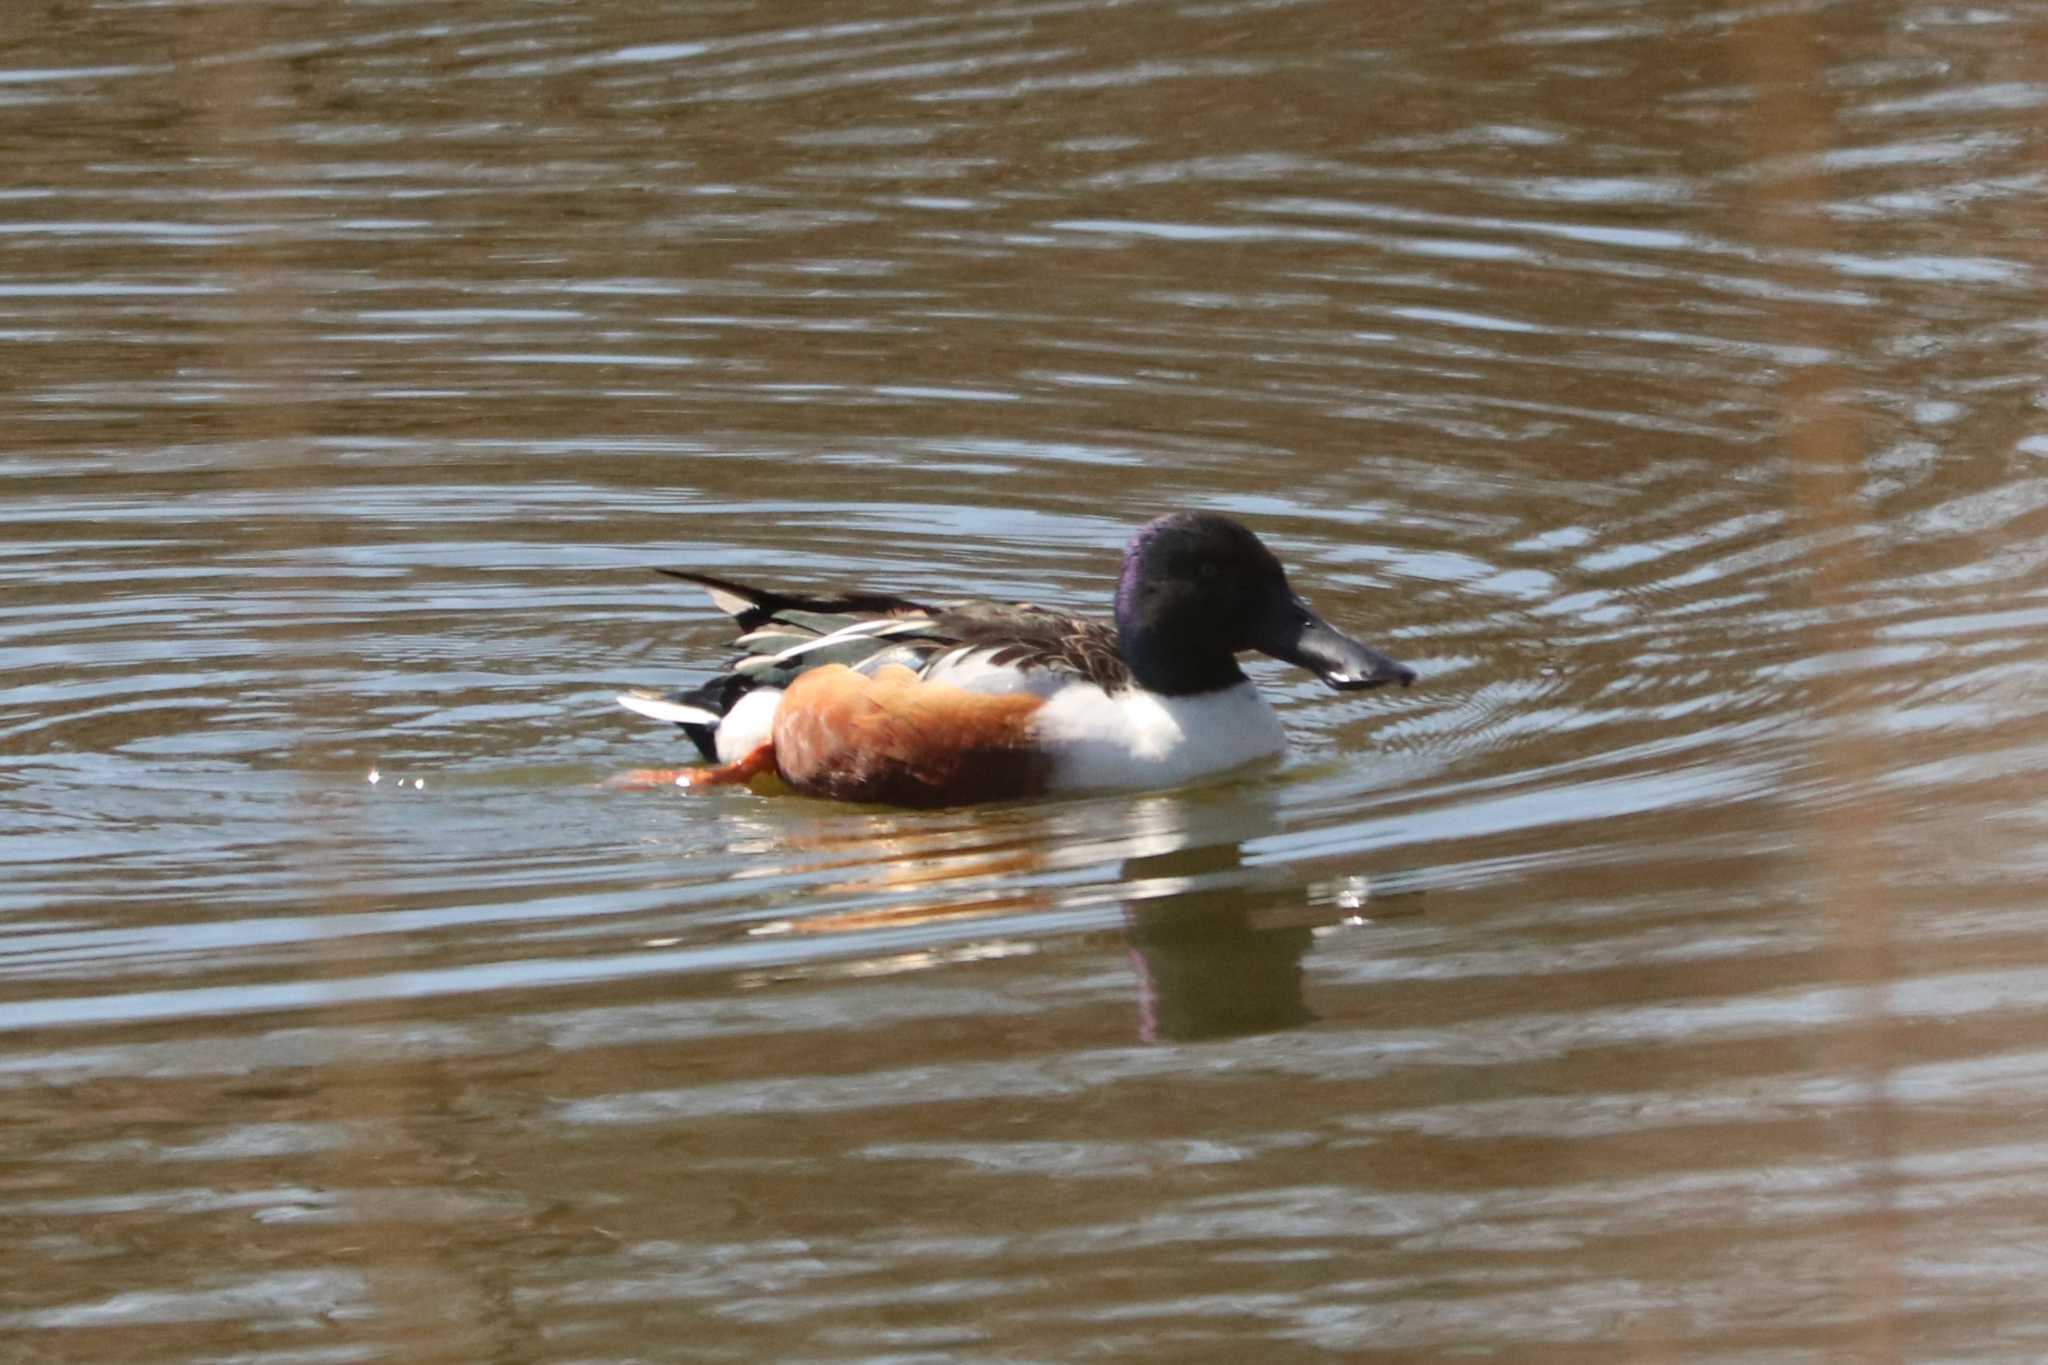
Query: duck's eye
1197 561 1220 581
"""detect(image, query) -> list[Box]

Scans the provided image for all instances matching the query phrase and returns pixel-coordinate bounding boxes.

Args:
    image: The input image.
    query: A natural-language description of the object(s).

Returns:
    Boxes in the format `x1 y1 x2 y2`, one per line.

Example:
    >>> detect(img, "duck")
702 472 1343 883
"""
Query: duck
615 512 1415 807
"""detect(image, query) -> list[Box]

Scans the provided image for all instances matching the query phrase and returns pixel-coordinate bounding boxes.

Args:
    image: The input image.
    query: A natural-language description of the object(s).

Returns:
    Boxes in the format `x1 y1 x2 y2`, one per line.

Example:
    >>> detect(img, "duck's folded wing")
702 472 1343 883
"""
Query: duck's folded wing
924 603 1130 691
653 570 1129 692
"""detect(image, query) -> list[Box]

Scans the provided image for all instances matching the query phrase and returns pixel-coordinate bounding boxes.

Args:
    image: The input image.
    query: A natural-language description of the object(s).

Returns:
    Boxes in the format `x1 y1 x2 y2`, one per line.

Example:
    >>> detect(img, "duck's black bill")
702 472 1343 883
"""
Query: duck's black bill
1256 596 1417 692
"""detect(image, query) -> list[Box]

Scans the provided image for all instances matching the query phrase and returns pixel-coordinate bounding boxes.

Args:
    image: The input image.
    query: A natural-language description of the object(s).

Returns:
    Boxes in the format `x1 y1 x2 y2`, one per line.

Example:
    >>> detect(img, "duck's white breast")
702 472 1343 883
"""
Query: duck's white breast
715 686 783 762
1032 680 1287 793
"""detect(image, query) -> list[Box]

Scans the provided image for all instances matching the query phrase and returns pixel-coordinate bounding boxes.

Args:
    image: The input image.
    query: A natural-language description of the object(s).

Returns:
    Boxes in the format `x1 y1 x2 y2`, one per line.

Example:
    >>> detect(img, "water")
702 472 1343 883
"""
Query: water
5 0 2047 1358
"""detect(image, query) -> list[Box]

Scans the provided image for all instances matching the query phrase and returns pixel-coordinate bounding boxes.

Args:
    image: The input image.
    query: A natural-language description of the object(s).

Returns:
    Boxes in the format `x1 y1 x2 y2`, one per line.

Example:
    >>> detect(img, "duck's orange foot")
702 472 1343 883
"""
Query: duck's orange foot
685 742 779 788
608 743 780 793
604 767 694 789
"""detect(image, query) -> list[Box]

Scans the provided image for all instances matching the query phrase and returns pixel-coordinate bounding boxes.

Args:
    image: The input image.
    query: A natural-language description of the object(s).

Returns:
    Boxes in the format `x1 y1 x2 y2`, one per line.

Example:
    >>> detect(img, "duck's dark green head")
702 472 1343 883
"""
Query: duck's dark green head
1114 512 1416 697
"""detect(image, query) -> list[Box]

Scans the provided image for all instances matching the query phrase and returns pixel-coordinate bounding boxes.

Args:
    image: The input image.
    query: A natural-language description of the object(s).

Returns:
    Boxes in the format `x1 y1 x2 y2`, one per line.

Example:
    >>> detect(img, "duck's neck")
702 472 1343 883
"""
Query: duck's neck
1119 630 1248 696
1115 568 1247 697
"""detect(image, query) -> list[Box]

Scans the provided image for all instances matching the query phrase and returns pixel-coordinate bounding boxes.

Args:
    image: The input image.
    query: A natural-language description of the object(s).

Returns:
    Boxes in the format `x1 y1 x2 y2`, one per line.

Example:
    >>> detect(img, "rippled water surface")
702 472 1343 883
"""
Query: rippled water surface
6 0 2048 1358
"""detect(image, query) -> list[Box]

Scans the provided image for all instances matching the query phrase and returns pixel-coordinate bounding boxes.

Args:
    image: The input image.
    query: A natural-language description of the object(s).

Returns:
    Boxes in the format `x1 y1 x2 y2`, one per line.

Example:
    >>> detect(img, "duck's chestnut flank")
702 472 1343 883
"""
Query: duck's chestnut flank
773 664 1051 807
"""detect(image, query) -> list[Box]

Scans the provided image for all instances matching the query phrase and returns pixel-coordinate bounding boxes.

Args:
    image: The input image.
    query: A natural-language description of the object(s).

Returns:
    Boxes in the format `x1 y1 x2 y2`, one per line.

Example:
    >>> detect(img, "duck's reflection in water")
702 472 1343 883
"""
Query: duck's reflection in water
745 782 1382 1042
1111 783 1383 1041
1120 833 1325 1042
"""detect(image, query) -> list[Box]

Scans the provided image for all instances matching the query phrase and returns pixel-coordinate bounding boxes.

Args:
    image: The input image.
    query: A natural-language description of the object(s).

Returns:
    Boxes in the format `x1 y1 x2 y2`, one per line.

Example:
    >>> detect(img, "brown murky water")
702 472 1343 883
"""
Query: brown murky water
5 0 2047 1359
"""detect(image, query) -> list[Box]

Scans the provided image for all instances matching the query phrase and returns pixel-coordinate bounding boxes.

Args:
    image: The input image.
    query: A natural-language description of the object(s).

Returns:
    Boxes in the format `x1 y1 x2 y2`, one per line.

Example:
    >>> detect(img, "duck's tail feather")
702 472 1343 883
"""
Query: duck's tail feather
616 692 719 726
652 568 935 631
617 673 757 762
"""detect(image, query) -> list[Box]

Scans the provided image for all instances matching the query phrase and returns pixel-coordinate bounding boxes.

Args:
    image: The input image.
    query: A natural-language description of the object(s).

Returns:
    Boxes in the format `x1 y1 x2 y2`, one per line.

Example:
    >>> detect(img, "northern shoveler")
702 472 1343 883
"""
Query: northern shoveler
616 512 1415 807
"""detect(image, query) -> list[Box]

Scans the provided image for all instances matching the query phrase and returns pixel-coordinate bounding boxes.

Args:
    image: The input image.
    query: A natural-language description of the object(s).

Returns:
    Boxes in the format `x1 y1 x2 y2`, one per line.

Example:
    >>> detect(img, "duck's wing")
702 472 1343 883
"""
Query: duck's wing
655 570 1129 691
924 601 1130 692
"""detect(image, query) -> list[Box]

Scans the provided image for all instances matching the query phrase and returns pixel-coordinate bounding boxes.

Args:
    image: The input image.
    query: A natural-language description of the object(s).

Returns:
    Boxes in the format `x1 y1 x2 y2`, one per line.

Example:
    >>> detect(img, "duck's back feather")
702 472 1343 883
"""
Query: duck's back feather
921 602 1130 691
656 569 1133 693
